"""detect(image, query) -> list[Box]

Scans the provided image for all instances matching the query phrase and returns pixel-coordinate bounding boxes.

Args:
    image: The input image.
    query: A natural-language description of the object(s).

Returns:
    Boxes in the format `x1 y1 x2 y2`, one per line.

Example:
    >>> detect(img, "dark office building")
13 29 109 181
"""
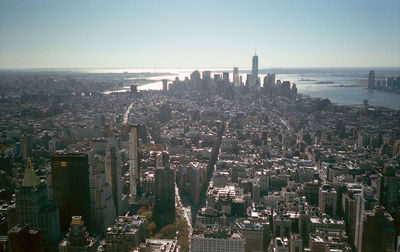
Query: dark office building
153 152 175 227
8 223 42 252
51 152 91 232
359 206 395 252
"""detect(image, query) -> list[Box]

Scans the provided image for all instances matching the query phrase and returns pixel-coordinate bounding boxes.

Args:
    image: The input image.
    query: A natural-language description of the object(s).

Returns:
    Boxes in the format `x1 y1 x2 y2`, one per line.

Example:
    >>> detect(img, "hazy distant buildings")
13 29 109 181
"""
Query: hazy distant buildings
162 79 168 92
51 152 91 232
223 72 229 82
252 54 258 79
130 85 137 94
368 70 375 89
202 71 211 81
233 67 240 86
263 73 275 95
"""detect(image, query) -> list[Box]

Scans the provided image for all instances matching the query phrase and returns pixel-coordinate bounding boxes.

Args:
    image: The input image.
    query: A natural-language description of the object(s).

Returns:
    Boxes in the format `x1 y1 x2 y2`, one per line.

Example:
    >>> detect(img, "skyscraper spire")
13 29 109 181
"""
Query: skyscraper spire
22 158 40 187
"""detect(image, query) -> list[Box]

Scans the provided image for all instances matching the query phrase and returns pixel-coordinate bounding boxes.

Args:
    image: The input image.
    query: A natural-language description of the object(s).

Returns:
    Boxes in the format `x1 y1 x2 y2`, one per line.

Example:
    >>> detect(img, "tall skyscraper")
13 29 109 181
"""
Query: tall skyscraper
359 206 395 252
354 187 378 250
105 145 122 216
233 67 240 86
153 151 175 227
129 125 139 204
368 70 375 89
88 152 116 234
379 166 399 216
51 152 91 232
252 54 258 78
247 54 259 89
15 159 60 246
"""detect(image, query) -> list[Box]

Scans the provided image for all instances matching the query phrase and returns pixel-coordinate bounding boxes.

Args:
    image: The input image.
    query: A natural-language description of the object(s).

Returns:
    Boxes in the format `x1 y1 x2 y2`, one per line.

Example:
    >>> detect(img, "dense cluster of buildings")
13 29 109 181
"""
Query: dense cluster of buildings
368 70 400 92
0 56 399 252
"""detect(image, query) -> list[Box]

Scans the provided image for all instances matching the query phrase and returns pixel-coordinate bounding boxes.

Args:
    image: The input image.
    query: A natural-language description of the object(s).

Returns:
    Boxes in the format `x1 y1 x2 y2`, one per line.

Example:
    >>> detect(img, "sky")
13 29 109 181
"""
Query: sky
0 0 399 69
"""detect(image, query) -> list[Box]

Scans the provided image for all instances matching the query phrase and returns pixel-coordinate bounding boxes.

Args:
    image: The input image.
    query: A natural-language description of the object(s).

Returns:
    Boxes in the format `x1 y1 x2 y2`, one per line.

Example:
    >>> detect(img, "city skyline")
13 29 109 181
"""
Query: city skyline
1 0 399 69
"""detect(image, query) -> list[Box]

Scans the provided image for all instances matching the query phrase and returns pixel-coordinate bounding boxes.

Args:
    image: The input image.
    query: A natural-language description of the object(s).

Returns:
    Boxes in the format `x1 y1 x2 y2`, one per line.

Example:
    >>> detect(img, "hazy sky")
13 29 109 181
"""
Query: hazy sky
1 0 399 68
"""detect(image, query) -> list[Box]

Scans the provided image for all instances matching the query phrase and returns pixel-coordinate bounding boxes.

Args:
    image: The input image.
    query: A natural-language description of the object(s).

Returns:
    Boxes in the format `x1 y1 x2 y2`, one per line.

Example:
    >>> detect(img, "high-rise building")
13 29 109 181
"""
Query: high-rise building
129 125 139 204
153 151 175 227
20 134 32 160
105 145 122 216
263 73 275 95
359 206 395 252
88 152 116 234
15 159 60 246
58 216 98 252
379 166 399 216
51 152 91 232
354 187 378 250
233 67 240 87
368 70 375 89
252 54 258 80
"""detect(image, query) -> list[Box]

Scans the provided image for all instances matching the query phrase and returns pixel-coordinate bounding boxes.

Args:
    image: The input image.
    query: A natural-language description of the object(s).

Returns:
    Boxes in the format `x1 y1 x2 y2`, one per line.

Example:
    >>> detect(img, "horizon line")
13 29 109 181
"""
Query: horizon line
1 66 400 71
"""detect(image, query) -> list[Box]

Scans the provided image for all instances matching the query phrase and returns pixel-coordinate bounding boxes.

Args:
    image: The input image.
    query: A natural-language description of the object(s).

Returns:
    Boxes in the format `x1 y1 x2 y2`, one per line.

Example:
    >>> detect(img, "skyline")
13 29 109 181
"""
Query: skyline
1 0 400 69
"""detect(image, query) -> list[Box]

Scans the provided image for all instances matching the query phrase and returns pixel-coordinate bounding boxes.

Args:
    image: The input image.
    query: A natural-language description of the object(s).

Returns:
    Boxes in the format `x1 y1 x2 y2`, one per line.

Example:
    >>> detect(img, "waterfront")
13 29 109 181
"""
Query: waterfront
110 67 400 109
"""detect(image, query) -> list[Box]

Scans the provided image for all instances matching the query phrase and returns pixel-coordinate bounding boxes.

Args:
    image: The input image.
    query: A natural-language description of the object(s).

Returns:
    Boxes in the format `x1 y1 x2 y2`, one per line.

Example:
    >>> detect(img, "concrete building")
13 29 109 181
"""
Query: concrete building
129 125 139 204
318 184 337 217
105 143 123 215
190 227 245 252
236 219 265 252
88 153 116 234
139 239 179 252
105 215 146 252
15 159 60 246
